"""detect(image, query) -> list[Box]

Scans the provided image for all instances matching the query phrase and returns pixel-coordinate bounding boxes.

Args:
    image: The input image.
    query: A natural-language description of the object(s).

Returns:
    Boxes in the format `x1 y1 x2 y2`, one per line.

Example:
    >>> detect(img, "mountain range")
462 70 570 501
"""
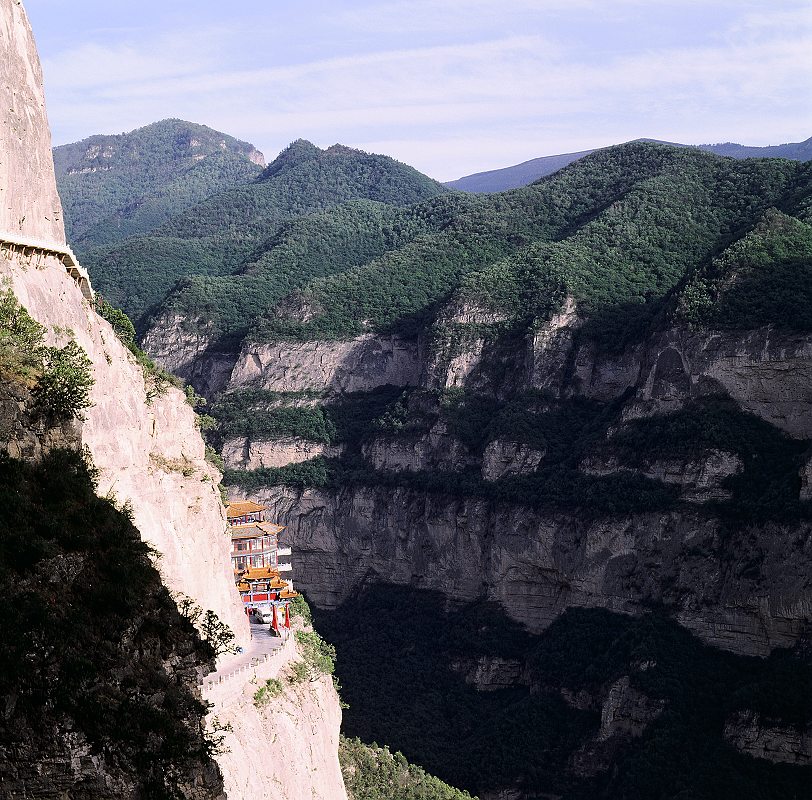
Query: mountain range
445 136 812 193
49 118 812 800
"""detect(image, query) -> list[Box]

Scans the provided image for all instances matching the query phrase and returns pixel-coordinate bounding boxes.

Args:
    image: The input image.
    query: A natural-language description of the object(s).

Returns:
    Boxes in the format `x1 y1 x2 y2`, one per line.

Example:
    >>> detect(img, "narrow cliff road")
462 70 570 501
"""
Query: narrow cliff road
204 622 289 704
201 619 349 800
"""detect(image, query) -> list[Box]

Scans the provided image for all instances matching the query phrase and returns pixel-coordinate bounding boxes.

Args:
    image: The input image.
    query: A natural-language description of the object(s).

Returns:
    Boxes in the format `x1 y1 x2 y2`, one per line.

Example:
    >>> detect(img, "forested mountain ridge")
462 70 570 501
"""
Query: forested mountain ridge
78 139 450 326
140 140 811 390
54 118 266 249
446 135 812 192
160 141 812 798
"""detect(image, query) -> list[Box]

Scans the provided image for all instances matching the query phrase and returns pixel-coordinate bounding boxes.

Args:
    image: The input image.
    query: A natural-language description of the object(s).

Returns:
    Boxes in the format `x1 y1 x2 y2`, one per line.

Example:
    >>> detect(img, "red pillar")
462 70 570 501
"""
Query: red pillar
284 603 291 629
272 603 279 632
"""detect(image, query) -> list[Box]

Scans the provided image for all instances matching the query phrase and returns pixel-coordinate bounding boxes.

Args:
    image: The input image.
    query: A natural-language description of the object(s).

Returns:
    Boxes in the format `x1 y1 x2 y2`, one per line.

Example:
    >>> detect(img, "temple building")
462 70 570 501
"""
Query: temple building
227 500 297 632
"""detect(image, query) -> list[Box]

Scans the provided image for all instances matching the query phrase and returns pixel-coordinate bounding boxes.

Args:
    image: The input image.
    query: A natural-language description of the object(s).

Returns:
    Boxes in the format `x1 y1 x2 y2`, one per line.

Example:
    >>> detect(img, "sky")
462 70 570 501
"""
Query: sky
24 0 812 182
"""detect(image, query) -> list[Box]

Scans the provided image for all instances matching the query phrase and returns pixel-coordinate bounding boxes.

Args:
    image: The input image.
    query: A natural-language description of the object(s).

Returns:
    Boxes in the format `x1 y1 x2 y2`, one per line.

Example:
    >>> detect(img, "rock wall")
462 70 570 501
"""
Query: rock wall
141 311 237 397
0 0 65 242
723 711 812 766
570 327 812 439
223 435 344 470
207 629 348 800
253 485 811 657
3 253 248 645
206 300 812 660
1 4 348 799
229 334 421 393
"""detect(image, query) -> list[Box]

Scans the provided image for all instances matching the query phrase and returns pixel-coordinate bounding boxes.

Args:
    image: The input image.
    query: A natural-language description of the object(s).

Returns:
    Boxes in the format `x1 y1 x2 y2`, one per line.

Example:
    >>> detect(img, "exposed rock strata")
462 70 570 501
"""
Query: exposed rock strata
723 711 812 765
253 485 811 657
596 676 665 742
581 449 743 503
576 329 812 438
229 334 421 394
482 439 546 481
223 435 343 470
362 421 473 473
141 312 237 397
450 655 528 691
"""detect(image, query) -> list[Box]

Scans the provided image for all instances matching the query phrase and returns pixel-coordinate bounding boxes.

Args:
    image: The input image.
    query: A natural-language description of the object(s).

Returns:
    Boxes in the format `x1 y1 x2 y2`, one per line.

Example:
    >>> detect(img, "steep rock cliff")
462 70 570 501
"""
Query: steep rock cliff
229 334 422 394
220 305 812 659
206 626 347 800
0 0 64 242
1 3 348 798
250 484 810 657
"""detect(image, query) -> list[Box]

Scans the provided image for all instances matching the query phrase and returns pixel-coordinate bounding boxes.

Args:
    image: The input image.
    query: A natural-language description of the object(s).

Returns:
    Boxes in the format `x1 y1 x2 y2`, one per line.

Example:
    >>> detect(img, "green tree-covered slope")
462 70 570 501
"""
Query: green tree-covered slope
235 142 811 344
340 736 475 800
54 118 265 249
82 139 811 346
82 139 450 325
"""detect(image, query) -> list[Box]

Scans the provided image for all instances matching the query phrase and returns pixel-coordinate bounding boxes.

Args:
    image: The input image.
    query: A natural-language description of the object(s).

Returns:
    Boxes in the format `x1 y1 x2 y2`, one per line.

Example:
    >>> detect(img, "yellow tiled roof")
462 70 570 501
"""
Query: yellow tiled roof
226 500 267 518
230 521 286 540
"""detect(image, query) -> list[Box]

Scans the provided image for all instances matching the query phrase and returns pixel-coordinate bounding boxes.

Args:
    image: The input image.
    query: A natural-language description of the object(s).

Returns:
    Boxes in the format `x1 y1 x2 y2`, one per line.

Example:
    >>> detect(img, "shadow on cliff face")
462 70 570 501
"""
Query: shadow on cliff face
0 448 224 799
314 585 812 800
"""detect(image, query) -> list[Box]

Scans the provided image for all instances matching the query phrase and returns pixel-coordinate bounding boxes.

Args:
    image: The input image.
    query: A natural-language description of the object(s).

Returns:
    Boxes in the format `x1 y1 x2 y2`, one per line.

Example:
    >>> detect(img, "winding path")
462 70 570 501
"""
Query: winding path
204 622 292 708
0 232 93 299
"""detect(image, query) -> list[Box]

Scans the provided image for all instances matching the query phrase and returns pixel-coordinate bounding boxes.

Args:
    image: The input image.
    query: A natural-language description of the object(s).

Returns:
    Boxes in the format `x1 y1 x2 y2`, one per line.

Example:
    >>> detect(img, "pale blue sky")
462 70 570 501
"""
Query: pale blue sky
25 0 812 181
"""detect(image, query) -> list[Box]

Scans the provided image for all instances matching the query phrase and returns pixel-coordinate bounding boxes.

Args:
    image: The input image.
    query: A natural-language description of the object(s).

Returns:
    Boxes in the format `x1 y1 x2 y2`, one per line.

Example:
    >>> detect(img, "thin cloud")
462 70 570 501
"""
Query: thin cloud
38 0 812 181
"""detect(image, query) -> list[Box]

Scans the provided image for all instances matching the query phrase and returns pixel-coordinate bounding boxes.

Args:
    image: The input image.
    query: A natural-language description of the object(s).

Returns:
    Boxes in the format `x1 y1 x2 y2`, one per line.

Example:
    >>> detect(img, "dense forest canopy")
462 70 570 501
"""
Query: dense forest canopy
63 139 812 347
55 119 265 250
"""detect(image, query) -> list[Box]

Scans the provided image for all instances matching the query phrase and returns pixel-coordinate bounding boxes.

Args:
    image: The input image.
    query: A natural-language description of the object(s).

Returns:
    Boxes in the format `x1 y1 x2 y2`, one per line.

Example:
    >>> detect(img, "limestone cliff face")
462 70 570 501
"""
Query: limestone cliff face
141 311 236 397
224 435 344 470
0 0 65 242
1 3 348 798
229 334 422 394
723 711 812 765
250 485 810 657
206 627 347 800
211 302 812 659
3 255 248 644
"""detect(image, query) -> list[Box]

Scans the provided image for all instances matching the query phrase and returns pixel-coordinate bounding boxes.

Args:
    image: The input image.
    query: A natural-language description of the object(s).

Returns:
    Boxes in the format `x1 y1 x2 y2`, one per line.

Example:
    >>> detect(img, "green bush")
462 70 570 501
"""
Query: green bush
1 288 96 420
290 629 336 682
34 340 95 419
0 287 47 382
253 678 284 708
340 736 475 800
290 594 313 625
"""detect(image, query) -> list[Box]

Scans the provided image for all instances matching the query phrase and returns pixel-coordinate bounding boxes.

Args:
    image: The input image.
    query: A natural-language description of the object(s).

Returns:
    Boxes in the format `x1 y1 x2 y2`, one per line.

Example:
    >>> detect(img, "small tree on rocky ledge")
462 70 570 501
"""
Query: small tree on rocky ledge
175 594 238 657
34 340 94 419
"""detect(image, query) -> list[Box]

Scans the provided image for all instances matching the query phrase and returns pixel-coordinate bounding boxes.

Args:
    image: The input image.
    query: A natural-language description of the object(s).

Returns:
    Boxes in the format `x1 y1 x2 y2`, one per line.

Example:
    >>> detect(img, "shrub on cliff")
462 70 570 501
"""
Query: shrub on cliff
0 286 47 382
0 288 94 419
289 629 336 683
34 340 94 420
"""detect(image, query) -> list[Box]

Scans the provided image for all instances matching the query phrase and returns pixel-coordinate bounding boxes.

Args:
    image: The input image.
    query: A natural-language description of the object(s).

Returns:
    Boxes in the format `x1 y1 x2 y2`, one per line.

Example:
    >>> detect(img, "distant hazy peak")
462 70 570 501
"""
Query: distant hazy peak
447 135 812 193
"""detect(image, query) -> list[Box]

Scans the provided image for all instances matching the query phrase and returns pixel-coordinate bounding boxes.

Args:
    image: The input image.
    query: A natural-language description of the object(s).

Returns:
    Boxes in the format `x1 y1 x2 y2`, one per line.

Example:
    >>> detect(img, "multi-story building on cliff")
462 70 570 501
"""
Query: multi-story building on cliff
228 500 287 571
228 500 297 631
